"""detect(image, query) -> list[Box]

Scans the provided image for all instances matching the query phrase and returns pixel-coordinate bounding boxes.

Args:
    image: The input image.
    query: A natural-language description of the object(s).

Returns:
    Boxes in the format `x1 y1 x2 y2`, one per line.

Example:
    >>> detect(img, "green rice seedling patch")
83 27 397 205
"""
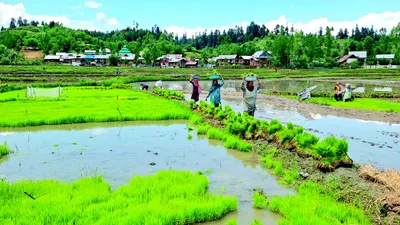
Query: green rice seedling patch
253 191 269 209
0 170 237 224
226 219 238 225
0 142 10 158
153 88 185 100
0 87 191 127
306 97 400 113
266 182 371 225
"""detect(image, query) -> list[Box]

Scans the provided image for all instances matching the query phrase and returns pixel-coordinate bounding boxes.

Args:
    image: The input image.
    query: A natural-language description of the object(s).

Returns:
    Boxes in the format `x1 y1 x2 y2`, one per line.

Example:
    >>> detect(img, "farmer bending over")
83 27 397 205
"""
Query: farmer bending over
241 76 261 117
140 83 149 91
206 75 224 107
334 82 342 101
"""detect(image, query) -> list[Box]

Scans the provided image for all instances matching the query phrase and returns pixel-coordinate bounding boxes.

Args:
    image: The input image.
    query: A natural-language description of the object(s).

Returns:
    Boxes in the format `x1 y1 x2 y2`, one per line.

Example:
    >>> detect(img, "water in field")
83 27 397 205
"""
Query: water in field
221 98 400 170
0 121 293 225
137 79 400 93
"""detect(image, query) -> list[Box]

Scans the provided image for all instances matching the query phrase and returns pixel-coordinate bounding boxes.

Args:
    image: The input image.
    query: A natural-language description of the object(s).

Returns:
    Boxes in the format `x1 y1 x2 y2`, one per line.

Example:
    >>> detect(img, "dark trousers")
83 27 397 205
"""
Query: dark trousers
334 94 343 101
247 110 255 117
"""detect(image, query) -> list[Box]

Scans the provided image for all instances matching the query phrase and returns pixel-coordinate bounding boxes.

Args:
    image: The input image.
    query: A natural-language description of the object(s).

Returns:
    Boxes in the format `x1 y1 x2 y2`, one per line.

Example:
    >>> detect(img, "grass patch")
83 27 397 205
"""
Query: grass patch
0 87 191 127
0 170 237 224
0 142 10 158
306 97 400 113
266 182 371 225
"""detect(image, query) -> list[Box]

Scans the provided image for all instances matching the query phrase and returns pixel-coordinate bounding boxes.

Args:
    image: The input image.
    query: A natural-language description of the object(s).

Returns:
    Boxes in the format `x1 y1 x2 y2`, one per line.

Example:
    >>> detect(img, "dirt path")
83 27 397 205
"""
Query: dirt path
186 90 400 124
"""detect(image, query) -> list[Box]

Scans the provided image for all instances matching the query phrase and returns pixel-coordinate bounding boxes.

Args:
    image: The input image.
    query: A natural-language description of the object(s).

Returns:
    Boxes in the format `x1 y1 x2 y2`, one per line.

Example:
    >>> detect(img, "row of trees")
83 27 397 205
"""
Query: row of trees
0 17 399 67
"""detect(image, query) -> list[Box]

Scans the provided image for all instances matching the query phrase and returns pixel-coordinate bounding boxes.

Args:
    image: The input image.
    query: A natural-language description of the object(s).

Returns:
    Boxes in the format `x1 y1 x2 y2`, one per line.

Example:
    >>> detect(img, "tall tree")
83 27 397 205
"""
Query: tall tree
9 18 17 29
17 16 24 27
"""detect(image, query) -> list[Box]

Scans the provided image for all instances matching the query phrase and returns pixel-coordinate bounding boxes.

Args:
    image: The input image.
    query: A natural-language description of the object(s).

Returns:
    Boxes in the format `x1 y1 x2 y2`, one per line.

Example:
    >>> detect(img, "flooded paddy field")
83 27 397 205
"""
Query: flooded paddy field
0 121 294 224
137 79 400 94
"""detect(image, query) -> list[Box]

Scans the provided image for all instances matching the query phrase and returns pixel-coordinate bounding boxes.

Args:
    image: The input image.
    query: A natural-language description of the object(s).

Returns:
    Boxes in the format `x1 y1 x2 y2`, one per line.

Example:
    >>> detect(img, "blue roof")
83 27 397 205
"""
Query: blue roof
84 55 95 59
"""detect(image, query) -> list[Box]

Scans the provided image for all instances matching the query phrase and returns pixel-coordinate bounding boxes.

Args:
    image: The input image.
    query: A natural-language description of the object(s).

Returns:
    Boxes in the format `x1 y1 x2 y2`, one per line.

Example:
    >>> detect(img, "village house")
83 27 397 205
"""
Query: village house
376 54 395 64
217 55 239 65
156 54 185 68
94 55 111 66
185 61 199 68
84 50 96 55
238 56 258 68
119 46 135 66
252 51 272 67
337 54 359 65
169 58 187 68
44 55 61 64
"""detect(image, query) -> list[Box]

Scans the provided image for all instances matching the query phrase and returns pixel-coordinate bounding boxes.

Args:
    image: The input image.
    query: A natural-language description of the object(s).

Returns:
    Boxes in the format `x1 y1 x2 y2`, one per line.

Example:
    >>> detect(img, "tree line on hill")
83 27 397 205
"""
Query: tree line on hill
0 17 399 67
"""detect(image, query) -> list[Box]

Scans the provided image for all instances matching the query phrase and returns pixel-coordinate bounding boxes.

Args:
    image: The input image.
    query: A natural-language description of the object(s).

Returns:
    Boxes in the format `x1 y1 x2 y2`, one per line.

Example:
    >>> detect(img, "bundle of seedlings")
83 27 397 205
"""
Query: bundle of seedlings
193 101 353 171
153 88 185 100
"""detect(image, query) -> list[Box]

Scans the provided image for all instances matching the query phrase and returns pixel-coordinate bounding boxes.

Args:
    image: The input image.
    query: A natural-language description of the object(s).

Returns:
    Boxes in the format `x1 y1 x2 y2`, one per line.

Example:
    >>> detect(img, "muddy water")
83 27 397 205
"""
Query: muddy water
0 121 293 225
138 79 400 93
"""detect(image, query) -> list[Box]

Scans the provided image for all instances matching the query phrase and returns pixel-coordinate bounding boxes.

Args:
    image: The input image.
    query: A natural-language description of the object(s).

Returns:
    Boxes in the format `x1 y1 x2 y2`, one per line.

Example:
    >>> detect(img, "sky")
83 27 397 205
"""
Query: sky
0 0 400 37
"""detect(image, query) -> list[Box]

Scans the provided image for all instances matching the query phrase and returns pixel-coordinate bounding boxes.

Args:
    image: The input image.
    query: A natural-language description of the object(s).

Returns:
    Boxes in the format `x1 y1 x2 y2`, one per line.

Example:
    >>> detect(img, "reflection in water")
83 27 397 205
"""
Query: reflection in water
0 122 294 224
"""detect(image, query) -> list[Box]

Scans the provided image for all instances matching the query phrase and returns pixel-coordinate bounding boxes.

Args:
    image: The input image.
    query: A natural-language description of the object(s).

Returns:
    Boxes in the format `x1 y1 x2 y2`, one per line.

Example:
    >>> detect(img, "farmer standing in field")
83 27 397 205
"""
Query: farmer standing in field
241 76 261 117
189 75 202 102
206 74 224 107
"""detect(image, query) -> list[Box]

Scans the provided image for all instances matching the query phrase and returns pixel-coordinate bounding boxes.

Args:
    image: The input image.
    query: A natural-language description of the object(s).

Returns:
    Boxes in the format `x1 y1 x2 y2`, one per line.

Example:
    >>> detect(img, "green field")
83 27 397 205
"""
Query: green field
0 170 237 225
1 65 400 80
0 87 191 127
303 97 400 112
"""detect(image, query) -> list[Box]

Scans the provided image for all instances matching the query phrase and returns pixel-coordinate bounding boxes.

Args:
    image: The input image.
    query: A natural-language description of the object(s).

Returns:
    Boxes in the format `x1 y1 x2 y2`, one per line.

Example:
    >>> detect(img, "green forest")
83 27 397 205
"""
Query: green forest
1 16 400 68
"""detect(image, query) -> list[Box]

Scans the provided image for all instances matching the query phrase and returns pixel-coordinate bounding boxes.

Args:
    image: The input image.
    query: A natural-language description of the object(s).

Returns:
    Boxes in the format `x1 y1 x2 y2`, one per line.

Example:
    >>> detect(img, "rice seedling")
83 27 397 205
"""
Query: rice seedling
0 142 10 158
313 136 349 162
267 120 283 135
188 134 193 140
153 88 185 100
72 142 78 145
0 170 238 224
294 133 320 153
226 219 238 225
266 182 371 225
197 124 210 135
250 219 264 225
0 87 191 127
206 127 252 152
253 191 268 209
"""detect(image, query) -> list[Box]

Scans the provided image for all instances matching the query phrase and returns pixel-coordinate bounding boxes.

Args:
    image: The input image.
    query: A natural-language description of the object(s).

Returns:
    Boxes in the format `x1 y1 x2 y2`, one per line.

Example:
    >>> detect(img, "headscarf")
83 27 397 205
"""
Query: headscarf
193 78 202 94
246 81 255 92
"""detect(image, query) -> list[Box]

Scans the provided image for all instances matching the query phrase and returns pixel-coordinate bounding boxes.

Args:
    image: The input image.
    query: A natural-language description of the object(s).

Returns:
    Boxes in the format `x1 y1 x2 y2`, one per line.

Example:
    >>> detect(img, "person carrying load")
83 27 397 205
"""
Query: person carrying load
189 75 202 102
241 75 261 117
206 74 224 107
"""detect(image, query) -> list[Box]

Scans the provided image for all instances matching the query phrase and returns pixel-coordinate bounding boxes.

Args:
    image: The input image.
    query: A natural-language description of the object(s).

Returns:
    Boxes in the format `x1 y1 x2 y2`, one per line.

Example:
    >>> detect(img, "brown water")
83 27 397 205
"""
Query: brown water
0 121 293 225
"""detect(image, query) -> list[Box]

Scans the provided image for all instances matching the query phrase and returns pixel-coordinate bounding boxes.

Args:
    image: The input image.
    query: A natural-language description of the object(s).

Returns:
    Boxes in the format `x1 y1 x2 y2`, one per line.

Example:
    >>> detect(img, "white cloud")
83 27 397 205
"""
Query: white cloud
166 11 400 37
71 5 83 10
0 2 99 31
84 1 102 9
0 2 25 27
96 12 119 26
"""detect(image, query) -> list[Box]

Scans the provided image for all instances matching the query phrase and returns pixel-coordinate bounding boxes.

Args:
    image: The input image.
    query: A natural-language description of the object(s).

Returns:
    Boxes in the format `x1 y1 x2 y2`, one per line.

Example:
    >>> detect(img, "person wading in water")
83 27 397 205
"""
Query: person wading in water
241 76 261 117
206 75 224 107
189 75 202 102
